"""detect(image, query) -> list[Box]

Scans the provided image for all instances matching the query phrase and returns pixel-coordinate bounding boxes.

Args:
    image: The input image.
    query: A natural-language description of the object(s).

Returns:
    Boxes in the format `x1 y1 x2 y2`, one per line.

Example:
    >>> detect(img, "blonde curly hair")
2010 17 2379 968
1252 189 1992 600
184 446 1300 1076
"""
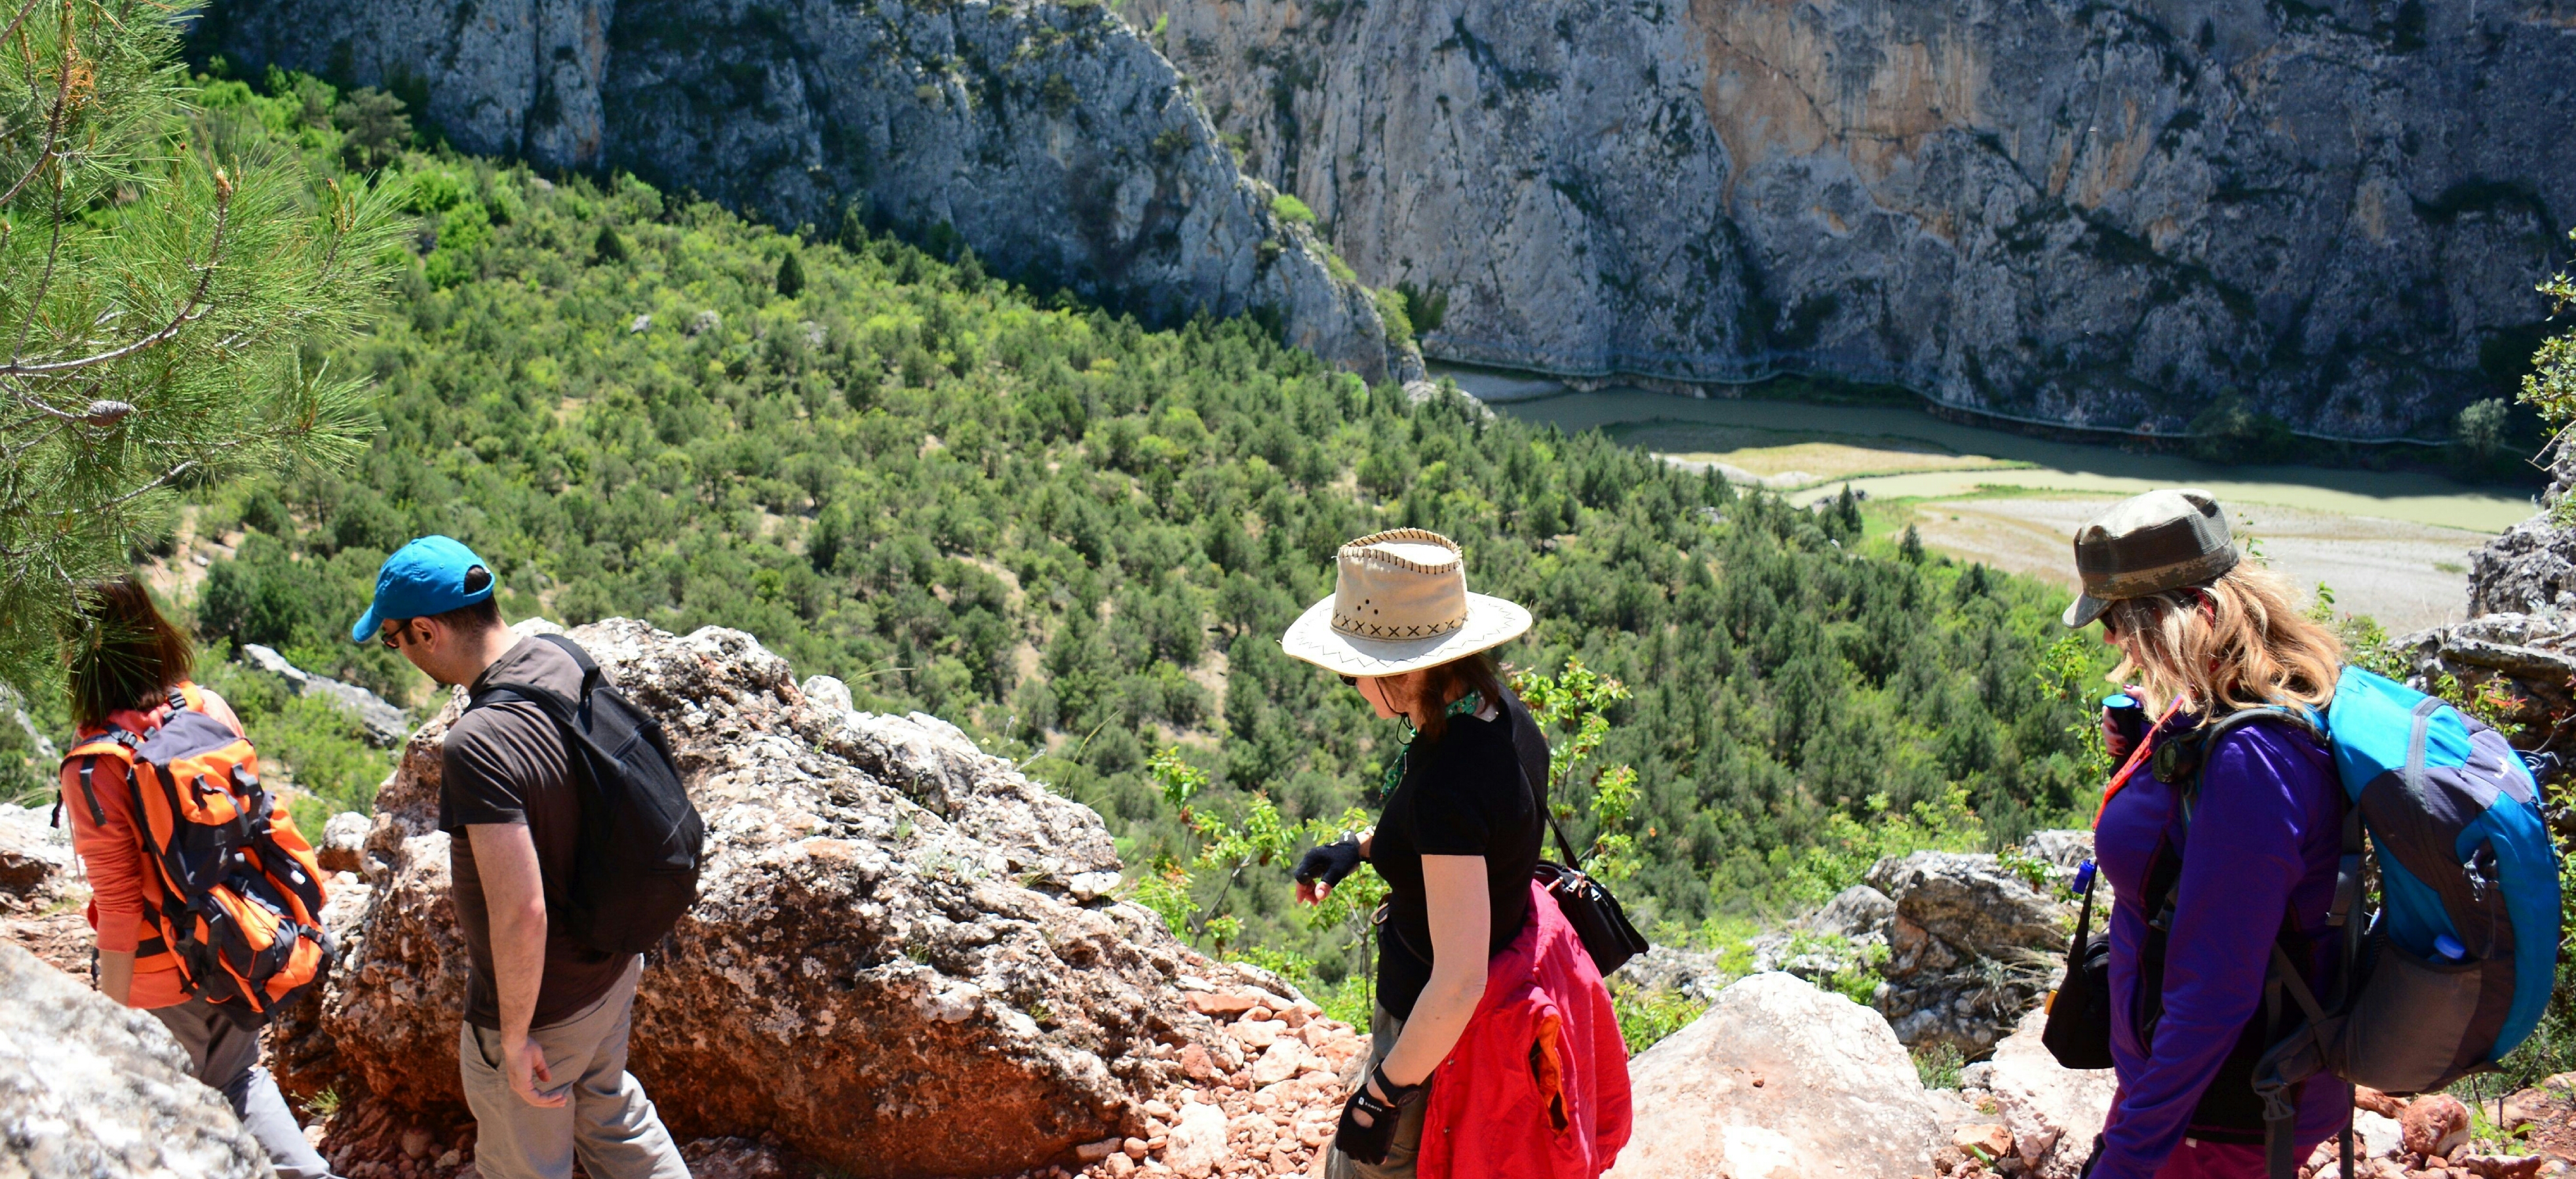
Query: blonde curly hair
2099 560 2342 722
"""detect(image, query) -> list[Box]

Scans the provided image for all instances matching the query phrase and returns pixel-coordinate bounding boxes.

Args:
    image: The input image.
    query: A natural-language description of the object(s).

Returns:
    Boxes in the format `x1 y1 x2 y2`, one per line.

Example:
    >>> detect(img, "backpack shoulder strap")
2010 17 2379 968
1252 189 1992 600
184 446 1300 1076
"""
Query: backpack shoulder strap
465 633 599 717
529 633 601 696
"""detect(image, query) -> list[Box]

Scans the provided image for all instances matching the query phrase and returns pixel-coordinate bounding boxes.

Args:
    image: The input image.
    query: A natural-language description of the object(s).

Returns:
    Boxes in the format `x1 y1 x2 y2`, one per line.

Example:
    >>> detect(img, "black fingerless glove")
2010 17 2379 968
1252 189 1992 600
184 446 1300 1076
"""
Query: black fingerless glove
1333 1064 1423 1165
1294 839 1365 887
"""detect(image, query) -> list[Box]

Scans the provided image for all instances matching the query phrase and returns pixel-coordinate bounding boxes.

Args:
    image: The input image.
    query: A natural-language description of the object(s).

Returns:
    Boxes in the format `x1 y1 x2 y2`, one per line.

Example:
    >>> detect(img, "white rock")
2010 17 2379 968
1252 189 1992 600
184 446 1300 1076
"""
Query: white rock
2355 1109 2403 1159
1069 871 1124 901
1249 1039 1309 1086
1230 1018 1287 1049
1162 1102 1229 1179
1608 972 1940 1179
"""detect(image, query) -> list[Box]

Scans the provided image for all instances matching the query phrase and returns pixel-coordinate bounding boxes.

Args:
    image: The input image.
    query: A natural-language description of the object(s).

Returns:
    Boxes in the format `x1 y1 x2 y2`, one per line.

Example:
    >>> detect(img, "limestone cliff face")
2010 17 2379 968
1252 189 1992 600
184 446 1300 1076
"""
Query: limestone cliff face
194 0 1403 382
1132 0 2576 437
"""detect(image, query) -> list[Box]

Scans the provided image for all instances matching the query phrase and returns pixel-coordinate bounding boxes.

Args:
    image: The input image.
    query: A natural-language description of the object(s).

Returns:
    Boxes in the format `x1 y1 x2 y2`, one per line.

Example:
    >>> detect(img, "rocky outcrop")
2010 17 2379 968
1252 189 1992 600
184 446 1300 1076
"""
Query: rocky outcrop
1612 836 2084 1059
0 942 273 1178
1133 0 2575 437
241 644 412 748
0 802 70 913
1867 849 2073 1058
2396 443 2576 772
0 801 88 977
192 0 1405 384
275 618 1371 1179
1609 971 1944 1179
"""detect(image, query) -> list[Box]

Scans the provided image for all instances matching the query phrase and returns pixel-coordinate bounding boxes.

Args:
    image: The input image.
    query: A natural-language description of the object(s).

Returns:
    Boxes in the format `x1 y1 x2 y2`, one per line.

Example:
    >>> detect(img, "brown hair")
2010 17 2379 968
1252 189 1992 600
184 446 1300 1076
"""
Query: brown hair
67 576 194 729
1406 650 1510 744
2099 560 2341 723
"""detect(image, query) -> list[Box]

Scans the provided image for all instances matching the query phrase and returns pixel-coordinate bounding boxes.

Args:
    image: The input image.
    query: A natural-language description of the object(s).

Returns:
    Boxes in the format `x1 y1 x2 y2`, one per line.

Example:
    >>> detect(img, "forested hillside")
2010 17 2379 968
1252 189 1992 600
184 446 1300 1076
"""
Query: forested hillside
102 71 2107 985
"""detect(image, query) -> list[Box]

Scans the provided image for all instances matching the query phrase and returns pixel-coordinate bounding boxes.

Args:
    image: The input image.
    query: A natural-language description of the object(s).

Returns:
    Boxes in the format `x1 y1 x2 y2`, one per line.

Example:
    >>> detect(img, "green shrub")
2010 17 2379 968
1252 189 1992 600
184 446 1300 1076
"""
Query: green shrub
1270 193 1316 226
1613 987 1710 1055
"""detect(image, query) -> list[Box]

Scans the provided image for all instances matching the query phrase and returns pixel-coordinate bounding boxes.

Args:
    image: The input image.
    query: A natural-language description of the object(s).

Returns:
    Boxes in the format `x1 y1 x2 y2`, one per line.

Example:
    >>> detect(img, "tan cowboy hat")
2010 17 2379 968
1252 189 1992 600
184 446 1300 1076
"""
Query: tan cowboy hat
1279 529 1532 677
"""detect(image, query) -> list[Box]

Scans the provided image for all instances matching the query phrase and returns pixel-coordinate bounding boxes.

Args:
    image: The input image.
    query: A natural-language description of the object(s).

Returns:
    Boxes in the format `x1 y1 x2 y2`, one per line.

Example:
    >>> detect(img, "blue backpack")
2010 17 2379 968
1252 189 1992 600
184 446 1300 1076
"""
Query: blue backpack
2247 666 2562 1176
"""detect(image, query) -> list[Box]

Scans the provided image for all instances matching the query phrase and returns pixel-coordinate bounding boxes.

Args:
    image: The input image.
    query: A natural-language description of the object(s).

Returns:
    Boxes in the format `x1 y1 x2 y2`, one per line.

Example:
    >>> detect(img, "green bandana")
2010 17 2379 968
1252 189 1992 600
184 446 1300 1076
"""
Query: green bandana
1373 690 1485 803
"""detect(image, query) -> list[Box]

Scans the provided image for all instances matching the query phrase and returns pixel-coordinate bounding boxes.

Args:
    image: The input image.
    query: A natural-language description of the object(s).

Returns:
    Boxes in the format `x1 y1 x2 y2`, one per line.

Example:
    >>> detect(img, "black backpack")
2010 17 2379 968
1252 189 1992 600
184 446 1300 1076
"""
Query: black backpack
467 633 703 957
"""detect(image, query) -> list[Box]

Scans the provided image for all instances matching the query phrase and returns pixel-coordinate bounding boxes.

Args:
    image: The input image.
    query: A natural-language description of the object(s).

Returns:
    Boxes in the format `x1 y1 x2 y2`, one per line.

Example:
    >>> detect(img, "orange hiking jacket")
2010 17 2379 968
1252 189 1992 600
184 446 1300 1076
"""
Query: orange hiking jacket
1420 880 1633 1179
59 682 243 1010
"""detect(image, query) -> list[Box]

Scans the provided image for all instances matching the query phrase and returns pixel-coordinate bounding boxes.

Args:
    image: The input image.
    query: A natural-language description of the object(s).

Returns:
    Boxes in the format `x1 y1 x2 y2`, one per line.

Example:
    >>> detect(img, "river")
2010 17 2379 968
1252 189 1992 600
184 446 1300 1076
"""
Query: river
1448 367 2538 632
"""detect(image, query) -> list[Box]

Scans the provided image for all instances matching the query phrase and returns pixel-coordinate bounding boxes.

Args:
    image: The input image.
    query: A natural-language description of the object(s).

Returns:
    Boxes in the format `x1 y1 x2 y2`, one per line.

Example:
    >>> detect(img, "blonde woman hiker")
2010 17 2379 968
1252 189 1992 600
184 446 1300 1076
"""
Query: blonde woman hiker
1282 529 1630 1178
2065 491 2353 1179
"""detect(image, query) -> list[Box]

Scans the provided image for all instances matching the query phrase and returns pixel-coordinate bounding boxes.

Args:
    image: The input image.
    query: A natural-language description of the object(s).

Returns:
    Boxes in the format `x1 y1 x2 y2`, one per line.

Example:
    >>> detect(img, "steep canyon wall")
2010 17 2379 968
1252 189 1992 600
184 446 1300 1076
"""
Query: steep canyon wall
1134 0 2576 437
193 0 1402 382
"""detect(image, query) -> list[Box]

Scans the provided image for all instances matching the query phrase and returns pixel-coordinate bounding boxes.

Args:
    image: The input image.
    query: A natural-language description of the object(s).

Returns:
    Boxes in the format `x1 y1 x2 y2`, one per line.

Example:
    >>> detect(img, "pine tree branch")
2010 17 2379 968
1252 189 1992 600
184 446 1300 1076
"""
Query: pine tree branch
0 0 47 48
11 165 71 363
0 3 76 209
3 174 230 376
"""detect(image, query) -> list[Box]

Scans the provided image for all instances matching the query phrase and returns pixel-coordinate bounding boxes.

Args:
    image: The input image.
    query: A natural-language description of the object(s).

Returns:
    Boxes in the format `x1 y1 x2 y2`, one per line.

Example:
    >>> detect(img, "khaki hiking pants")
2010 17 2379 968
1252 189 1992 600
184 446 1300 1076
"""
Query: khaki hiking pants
1324 1004 1428 1179
458 955 688 1179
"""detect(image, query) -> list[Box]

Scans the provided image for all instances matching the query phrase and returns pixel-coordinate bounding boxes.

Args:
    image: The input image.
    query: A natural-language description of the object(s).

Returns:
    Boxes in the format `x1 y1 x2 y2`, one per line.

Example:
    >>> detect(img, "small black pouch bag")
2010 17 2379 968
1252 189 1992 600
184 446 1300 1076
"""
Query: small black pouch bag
2044 864 2117 1069
1538 816 1650 978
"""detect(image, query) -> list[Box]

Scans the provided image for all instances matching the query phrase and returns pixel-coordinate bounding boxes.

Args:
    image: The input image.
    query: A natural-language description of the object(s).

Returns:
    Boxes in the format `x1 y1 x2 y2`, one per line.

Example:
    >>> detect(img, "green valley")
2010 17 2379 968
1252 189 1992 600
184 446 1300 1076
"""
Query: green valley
31 72 2115 996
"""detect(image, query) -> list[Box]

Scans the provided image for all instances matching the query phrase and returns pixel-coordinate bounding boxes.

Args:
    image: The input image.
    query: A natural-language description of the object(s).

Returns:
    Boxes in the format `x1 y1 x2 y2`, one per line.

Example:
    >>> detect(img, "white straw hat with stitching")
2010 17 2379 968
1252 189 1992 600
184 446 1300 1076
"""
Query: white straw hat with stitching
1278 529 1532 677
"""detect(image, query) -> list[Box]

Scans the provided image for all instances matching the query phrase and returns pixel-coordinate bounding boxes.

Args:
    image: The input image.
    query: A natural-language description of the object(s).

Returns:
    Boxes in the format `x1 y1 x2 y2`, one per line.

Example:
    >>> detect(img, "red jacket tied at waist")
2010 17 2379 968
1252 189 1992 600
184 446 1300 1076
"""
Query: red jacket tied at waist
1420 879 1633 1179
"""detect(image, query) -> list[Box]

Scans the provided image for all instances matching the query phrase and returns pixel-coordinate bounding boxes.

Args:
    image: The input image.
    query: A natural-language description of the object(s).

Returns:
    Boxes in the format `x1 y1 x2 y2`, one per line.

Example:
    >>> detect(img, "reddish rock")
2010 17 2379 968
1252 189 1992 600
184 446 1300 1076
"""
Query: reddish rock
2402 1094 2472 1159
2457 1155 2548 1179
271 621 1275 1178
2356 1087 2411 1119
1953 1124 2015 1160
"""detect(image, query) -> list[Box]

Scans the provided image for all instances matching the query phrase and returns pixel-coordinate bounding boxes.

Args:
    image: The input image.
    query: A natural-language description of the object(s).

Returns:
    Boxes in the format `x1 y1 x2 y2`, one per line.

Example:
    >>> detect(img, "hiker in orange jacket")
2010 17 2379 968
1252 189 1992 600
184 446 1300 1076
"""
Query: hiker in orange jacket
59 576 340 1179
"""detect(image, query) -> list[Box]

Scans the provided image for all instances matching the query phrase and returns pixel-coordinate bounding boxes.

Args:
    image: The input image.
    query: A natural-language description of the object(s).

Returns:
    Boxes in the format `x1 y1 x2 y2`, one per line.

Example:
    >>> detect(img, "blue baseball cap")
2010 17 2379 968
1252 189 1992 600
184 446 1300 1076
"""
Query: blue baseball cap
350 536 495 643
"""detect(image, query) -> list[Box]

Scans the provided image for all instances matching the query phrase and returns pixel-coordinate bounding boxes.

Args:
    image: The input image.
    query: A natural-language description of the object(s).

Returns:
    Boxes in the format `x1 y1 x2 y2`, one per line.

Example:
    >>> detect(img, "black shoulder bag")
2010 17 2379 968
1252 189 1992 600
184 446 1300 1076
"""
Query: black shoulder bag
1537 815 1649 978
2043 860 2117 1069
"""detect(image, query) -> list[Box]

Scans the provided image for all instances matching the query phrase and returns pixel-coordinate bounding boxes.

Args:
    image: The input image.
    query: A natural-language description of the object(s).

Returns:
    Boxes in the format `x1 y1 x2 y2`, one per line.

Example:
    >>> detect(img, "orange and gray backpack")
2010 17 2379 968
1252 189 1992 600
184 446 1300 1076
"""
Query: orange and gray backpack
61 687 333 1021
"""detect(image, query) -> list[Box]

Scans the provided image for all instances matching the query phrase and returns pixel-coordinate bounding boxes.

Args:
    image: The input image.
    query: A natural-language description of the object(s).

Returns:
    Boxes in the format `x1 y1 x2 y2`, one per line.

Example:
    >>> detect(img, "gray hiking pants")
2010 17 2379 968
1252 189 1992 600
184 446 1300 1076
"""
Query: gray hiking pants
458 955 688 1179
1324 1004 1427 1179
150 997 339 1179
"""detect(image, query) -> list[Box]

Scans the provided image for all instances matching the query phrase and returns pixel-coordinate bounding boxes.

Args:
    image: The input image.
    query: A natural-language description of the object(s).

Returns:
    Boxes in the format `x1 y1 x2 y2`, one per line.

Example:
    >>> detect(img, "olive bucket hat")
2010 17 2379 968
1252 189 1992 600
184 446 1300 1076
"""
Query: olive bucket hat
1279 529 1532 676
2062 489 2239 628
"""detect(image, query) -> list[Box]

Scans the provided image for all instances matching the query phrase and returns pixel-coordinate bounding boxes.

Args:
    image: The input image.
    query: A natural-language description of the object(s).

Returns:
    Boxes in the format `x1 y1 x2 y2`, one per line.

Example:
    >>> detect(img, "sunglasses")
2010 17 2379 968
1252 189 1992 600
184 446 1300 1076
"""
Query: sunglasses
1339 675 1359 687
379 618 421 650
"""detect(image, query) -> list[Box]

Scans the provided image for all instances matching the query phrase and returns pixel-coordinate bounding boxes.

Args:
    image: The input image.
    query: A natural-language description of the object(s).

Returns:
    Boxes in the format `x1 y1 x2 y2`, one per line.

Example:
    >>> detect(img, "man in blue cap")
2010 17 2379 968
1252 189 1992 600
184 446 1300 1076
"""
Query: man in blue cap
356 537 686 1179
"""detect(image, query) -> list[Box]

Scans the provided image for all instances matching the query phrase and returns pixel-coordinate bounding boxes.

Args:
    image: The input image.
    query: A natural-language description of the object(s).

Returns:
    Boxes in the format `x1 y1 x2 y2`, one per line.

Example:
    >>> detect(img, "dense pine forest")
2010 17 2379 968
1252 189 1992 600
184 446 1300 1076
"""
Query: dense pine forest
4 70 2115 989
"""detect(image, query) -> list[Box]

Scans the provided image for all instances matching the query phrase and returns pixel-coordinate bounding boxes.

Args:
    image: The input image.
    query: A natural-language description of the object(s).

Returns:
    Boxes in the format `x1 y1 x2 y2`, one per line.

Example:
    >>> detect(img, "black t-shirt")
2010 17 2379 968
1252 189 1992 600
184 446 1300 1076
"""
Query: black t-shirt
440 636 628 1030
1371 690 1551 1020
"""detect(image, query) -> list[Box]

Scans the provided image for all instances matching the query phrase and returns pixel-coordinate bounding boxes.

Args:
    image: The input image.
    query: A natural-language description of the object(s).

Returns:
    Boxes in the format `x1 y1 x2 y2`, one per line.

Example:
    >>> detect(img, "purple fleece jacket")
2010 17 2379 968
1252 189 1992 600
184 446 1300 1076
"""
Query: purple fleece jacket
2093 714 2352 1179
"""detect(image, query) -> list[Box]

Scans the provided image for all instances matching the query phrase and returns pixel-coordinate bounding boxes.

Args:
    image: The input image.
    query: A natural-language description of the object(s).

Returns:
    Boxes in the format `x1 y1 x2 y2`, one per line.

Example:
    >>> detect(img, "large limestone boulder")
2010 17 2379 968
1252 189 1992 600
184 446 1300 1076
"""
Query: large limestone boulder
0 942 271 1178
277 619 1266 1178
1867 850 2073 1057
1609 972 1943 1179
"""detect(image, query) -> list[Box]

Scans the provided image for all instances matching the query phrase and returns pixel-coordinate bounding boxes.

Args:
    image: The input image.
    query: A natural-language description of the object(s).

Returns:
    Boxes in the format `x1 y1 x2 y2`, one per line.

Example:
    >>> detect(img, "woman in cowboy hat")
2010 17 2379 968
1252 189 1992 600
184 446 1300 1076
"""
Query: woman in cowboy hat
2067 490 2352 1179
1282 529 1626 1178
